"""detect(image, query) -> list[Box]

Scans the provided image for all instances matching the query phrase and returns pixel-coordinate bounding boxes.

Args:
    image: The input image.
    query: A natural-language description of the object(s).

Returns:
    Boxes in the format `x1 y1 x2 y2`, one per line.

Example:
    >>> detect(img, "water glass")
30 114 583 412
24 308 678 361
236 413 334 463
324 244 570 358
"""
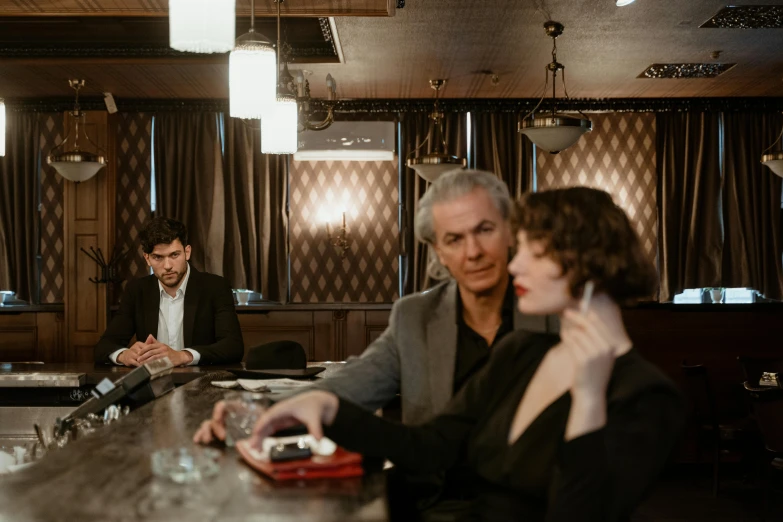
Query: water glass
223 391 271 447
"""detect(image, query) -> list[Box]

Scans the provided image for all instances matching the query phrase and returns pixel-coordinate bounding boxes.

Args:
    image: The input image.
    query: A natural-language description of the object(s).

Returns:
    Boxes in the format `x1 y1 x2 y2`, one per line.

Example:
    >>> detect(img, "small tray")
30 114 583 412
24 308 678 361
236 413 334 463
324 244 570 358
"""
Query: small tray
228 367 326 380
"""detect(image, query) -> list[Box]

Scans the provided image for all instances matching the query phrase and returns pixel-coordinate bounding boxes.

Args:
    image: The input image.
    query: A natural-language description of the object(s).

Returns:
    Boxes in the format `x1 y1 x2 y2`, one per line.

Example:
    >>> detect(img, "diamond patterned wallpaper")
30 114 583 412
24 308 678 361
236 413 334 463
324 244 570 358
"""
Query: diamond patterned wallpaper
536 113 658 269
115 113 153 296
289 159 399 303
39 113 65 304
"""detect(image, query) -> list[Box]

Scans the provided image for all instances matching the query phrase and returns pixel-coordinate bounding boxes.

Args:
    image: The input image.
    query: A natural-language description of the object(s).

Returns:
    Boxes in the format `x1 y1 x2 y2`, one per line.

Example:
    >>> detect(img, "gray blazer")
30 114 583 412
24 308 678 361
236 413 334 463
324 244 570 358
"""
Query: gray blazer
312 279 559 425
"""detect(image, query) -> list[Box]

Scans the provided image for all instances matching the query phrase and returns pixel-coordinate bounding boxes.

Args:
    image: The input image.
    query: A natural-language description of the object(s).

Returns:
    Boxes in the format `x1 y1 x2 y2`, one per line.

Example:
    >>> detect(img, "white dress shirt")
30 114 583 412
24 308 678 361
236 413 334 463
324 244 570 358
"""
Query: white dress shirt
110 264 201 366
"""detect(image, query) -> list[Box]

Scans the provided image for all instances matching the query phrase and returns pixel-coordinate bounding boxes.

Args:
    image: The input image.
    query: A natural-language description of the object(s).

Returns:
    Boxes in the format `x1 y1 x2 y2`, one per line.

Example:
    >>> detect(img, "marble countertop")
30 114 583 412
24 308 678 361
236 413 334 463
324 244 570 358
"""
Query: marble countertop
0 370 387 522
0 362 246 386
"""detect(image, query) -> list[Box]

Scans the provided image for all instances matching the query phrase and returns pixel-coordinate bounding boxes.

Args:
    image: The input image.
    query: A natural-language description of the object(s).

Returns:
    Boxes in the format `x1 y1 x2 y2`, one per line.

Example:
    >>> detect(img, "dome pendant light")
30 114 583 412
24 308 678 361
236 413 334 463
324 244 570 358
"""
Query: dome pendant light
519 21 592 154
761 124 783 178
46 80 107 183
407 79 467 183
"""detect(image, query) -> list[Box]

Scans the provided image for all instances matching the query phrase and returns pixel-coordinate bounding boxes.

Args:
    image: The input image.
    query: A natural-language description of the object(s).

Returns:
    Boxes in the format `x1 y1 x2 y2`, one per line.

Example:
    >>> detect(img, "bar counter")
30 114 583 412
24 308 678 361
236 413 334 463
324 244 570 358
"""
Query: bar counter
0 371 388 522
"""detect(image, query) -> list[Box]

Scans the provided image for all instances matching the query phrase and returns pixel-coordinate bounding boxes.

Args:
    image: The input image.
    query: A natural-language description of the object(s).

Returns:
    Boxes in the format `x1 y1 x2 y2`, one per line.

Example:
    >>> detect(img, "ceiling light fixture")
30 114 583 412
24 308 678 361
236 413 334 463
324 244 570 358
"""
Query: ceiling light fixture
261 0 298 154
616 0 636 6
294 70 339 132
46 80 106 183
169 0 235 54
406 80 467 183
518 21 592 154
229 0 277 119
761 125 783 178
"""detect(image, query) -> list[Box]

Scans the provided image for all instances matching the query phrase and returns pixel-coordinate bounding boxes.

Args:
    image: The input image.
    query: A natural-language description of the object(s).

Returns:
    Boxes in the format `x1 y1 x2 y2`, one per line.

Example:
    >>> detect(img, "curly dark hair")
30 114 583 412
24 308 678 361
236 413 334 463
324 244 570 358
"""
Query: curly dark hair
514 187 657 304
139 217 189 254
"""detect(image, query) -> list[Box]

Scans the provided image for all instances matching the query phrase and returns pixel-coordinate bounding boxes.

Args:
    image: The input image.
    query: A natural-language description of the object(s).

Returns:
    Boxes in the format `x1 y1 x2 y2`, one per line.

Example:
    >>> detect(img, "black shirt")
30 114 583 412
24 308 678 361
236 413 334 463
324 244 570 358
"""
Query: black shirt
453 282 515 394
326 331 685 522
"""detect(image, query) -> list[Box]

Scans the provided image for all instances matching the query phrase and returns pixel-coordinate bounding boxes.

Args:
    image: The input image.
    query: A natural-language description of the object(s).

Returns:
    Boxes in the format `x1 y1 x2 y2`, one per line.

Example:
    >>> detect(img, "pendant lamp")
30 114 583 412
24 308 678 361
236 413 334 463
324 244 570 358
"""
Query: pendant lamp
46 80 107 183
407 80 467 183
229 0 277 119
261 0 298 154
518 21 592 154
761 125 783 178
169 0 235 54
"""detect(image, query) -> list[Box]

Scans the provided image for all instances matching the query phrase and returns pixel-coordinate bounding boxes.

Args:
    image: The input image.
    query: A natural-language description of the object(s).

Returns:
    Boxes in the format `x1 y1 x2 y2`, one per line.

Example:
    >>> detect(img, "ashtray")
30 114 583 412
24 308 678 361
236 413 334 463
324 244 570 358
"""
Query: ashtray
150 447 221 484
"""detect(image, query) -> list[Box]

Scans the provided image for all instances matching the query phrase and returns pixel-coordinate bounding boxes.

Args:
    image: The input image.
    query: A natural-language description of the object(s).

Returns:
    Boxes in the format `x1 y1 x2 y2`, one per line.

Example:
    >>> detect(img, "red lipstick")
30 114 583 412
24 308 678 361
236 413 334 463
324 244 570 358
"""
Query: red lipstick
514 285 528 297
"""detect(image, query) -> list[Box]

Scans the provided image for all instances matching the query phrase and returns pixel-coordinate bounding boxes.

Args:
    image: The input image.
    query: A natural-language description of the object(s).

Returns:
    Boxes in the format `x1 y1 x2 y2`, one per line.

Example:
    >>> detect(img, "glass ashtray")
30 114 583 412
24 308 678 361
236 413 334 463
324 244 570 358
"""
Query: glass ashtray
150 447 221 484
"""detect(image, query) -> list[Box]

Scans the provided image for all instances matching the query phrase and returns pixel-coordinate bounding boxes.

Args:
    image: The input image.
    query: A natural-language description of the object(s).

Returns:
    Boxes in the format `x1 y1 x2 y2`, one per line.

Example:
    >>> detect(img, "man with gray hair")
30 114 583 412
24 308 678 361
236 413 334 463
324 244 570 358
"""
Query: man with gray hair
306 169 556 423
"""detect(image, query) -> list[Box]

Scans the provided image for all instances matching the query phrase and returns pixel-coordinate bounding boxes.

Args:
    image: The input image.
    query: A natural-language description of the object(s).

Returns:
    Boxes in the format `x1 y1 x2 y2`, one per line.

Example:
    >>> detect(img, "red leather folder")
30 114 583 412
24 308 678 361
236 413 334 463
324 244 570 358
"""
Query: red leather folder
236 439 364 481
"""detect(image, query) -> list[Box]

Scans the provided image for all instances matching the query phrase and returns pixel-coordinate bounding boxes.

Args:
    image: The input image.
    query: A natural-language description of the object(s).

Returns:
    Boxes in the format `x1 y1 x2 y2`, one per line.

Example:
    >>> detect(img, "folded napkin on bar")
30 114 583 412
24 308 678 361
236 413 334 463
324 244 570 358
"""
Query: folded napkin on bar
211 378 314 392
235 438 363 481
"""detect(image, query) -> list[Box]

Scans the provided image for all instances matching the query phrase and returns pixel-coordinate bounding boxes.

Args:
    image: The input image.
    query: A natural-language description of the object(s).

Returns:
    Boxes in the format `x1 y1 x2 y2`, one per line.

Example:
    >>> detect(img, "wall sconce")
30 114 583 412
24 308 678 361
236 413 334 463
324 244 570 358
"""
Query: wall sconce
323 210 351 258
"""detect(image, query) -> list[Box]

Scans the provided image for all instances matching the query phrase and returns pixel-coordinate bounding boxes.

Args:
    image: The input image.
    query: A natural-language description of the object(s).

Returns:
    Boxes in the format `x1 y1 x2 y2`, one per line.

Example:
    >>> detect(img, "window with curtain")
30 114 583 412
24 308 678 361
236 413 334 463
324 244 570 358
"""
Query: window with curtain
657 111 783 302
0 112 40 303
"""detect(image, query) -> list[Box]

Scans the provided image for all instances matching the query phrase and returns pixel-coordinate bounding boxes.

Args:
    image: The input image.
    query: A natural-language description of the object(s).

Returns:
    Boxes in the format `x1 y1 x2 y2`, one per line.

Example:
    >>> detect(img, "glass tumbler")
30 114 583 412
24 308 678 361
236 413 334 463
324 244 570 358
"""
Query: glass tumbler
223 391 271 447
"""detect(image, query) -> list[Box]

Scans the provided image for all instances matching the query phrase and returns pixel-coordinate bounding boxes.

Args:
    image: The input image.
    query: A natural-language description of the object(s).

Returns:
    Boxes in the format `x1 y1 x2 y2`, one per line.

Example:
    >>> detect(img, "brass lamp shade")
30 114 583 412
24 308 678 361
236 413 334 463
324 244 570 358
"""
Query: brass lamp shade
407 153 467 183
519 114 592 154
47 150 106 183
761 152 783 178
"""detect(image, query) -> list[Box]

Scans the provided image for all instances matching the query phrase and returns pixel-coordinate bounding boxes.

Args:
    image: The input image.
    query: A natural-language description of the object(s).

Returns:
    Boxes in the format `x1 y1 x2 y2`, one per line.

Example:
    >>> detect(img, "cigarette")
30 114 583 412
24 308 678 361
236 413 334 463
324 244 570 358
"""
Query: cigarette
580 281 595 314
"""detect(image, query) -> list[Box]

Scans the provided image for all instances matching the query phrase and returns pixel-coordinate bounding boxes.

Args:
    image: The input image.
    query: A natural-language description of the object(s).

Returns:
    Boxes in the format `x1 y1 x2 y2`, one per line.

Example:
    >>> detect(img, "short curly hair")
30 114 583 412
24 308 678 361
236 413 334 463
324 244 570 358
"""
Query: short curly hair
139 217 189 254
514 187 656 304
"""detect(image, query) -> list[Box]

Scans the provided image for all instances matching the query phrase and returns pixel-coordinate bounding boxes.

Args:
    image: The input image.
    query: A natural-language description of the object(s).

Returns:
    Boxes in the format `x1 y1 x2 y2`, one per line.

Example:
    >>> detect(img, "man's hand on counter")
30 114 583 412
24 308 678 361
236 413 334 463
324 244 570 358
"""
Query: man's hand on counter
117 334 193 367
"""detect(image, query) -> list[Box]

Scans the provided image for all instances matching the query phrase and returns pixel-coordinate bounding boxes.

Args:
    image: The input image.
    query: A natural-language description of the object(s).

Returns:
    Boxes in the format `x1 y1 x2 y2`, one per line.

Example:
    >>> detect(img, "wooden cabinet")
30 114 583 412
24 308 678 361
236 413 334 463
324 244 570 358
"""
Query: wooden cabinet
0 310 65 362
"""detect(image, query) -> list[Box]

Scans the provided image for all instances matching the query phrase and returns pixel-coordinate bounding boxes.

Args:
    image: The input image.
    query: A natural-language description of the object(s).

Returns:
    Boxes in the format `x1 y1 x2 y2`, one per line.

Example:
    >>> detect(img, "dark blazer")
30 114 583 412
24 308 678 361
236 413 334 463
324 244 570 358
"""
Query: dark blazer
312 279 559 425
94 268 244 365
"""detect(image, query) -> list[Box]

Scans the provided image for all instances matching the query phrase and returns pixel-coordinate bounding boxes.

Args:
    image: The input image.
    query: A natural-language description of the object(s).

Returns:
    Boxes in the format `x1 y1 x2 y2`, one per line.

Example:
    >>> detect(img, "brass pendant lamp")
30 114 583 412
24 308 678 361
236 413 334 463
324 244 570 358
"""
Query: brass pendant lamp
518 21 592 154
47 80 107 183
407 80 467 183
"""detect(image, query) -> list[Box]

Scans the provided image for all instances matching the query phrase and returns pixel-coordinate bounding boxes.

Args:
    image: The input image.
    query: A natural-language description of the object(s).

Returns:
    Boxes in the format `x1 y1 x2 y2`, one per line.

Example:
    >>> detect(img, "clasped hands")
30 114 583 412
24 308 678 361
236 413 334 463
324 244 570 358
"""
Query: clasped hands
117 334 193 367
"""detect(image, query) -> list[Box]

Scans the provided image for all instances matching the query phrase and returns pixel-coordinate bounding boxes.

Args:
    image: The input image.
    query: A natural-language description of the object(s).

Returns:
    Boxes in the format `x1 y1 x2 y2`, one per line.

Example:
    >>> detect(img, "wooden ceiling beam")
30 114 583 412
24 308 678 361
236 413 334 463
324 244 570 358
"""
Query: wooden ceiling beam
0 0 396 18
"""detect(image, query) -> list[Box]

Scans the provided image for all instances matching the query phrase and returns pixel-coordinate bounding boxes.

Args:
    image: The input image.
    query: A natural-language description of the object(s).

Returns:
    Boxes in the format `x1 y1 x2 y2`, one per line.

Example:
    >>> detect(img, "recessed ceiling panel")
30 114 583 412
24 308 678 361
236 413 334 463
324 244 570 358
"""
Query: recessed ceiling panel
638 63 737 79
700 5 783 28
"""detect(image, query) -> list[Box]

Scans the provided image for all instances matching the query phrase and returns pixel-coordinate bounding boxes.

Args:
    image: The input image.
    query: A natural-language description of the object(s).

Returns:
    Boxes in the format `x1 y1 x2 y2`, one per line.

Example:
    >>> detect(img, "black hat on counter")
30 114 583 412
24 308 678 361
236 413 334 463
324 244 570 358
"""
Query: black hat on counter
245 340 307 370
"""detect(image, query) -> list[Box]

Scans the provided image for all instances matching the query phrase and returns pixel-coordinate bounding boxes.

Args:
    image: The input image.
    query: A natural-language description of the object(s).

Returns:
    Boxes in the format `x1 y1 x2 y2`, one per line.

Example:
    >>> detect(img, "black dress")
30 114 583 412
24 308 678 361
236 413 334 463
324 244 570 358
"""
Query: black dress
325 331 686 522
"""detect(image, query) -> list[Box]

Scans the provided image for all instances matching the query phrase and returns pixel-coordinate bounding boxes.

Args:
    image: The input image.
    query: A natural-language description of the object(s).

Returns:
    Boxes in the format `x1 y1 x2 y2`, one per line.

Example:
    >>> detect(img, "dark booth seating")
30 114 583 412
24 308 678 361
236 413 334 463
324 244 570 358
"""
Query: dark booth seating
743 383 783 520
681 361 754 497
245 341 307 370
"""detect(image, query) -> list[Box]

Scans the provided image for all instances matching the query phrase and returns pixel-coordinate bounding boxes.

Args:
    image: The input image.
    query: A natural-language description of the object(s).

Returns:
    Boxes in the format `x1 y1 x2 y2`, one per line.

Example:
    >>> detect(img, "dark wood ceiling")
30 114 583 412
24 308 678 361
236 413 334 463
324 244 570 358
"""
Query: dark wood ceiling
0 0 395 17
0 0 782 101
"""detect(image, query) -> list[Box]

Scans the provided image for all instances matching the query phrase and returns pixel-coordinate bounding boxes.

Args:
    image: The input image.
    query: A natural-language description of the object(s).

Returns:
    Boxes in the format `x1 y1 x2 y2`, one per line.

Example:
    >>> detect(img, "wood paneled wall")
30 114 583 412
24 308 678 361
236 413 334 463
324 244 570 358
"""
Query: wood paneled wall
237 309 391 362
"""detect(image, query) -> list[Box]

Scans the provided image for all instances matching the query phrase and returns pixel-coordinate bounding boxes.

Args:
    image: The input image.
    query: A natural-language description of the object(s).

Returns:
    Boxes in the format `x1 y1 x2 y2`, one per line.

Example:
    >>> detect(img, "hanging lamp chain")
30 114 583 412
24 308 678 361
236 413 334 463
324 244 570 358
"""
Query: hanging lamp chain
762 125 783 154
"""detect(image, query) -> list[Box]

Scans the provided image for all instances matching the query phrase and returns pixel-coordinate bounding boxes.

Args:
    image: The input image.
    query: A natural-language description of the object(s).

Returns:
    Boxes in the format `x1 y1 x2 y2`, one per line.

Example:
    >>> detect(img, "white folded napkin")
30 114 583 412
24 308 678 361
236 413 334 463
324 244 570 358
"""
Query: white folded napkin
211 378 314 392
244 435 338 461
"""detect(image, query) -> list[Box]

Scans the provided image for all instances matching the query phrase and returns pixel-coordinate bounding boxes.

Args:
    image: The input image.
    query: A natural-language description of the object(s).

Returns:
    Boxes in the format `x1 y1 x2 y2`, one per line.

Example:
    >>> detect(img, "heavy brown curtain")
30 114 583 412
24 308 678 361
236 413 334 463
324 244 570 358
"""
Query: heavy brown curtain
153 112 225 274
222 119 288 302
721 112 783 300
400 111 468 294
472 112 533 199
656 112 723 302
0 112 39 302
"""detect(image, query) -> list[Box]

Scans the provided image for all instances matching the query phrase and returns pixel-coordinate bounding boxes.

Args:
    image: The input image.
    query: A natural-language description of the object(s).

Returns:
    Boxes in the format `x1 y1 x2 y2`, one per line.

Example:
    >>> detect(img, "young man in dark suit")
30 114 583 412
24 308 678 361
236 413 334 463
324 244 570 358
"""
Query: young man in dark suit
95 218 244 366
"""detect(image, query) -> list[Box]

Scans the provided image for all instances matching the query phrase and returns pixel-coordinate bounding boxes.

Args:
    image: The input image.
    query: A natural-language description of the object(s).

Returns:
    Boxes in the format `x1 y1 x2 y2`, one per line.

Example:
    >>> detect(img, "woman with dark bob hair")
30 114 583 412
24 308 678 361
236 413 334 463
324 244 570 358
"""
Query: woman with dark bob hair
211 187 685 521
